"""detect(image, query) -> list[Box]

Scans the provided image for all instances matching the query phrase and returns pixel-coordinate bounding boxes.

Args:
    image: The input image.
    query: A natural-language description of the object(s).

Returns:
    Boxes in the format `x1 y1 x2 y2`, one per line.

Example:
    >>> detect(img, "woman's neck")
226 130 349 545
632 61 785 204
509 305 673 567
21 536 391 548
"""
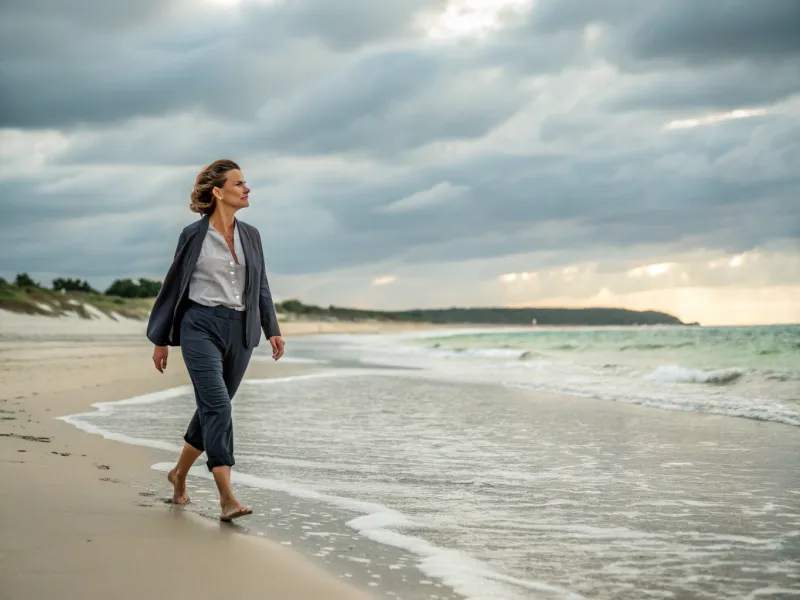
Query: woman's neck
209 206 236 235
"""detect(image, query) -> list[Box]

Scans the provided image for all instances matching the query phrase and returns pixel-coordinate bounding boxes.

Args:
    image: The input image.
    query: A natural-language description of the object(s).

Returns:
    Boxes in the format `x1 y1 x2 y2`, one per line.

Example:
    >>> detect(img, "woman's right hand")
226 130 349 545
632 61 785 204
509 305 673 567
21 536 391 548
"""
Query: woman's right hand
153 345 169 373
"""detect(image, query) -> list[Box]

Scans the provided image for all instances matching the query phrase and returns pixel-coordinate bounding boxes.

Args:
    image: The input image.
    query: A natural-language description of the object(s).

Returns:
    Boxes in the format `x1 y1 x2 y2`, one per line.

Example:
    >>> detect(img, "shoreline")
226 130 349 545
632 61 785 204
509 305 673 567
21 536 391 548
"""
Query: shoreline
0 336 378 600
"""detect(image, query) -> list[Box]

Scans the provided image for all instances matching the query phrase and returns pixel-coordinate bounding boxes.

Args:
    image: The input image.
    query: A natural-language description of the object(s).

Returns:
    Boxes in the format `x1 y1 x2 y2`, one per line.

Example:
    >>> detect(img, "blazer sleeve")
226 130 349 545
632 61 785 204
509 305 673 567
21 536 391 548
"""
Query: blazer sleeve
255 230 282 339
146 230 187 346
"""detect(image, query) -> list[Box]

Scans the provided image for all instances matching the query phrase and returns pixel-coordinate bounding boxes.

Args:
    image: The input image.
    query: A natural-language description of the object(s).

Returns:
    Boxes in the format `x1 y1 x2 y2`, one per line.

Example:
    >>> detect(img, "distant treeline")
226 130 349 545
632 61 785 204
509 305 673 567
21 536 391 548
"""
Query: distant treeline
5 274 685 325
8 272 162 299
275 299 685 326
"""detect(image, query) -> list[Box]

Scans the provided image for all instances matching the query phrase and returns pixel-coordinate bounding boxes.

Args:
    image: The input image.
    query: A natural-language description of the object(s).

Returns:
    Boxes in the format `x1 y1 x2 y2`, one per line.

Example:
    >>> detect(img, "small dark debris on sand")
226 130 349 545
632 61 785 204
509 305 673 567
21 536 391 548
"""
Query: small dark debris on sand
139 491 155 497
1 433 51 443
96 464 110 470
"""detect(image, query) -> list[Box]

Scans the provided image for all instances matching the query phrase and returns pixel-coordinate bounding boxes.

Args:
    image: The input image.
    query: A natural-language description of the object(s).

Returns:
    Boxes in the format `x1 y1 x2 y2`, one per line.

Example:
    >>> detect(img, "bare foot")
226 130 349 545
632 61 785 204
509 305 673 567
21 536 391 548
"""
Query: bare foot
220 501 252 522
167 468 190 505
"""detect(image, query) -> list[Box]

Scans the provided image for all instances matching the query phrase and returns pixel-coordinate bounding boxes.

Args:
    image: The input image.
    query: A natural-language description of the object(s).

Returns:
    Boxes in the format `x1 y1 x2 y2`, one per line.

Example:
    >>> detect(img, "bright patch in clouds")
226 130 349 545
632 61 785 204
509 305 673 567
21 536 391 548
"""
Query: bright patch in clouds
0 129 68 177
664 108 767 130
708 251 758 269
372 276 398 286
499 271 538 282
627 263 675 278
425 0 533 39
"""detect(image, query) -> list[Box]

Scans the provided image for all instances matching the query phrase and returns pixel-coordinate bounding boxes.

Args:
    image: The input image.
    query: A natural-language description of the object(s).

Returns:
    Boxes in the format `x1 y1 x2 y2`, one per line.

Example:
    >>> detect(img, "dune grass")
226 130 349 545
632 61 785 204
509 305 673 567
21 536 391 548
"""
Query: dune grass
0 280 152 320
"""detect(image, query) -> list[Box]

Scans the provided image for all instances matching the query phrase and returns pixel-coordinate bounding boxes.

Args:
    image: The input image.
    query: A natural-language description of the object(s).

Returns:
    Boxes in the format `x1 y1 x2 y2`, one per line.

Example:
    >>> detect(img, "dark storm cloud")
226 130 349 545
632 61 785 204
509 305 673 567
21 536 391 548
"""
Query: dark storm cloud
526 0 800 109
0 0 447 128
621 0 800 65
0 0 169 27
259 48 528 155
604 62 800 112
531 0 800 64
0 20 291 128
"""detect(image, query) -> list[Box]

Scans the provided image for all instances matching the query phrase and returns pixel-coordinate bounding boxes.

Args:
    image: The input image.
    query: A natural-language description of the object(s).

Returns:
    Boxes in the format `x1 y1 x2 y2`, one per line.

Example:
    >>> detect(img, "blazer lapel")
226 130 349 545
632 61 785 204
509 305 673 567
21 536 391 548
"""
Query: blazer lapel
188 215 209 271
236 219 255 298
177 215 209 304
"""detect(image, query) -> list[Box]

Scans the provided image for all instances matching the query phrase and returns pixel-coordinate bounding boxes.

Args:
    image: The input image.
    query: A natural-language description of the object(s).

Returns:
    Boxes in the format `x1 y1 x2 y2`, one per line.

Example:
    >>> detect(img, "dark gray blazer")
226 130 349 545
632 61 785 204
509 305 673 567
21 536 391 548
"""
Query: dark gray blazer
146 215 281 349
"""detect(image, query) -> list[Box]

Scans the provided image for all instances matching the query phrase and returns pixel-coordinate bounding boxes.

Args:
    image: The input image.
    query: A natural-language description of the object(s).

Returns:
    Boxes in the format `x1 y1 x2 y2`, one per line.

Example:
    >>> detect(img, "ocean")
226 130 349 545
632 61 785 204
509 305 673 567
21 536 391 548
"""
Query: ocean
62 325 800 599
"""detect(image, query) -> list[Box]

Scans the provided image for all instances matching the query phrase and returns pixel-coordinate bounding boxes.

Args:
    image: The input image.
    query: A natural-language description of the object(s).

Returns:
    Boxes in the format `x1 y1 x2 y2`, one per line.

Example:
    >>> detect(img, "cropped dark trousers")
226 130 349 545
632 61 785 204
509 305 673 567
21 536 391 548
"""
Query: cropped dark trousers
180 301 252 471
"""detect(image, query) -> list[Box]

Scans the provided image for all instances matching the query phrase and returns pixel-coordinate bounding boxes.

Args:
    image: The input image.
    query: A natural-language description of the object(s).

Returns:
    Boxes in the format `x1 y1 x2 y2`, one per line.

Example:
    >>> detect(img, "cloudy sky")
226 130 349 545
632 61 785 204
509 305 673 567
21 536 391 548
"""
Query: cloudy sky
2 0 798 325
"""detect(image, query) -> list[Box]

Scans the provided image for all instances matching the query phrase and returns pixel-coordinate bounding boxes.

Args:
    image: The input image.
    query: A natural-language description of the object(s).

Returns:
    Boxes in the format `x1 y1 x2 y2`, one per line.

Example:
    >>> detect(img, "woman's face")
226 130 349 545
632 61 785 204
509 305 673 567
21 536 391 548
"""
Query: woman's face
215 169 250 211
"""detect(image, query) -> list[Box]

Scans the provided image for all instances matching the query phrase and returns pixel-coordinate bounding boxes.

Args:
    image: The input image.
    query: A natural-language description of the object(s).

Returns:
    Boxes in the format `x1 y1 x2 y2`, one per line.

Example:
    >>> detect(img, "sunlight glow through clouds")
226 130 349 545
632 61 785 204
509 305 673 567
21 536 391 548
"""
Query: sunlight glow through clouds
424 0 533 39
664 108 767 130
372 276 398 287
708 251 756 269
499 271 538 282
627 263 675 278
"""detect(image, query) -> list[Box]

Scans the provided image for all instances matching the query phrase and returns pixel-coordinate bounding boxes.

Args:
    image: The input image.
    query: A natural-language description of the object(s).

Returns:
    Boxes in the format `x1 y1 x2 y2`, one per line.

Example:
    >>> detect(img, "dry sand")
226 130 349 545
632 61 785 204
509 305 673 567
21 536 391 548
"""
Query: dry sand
0 323 395 600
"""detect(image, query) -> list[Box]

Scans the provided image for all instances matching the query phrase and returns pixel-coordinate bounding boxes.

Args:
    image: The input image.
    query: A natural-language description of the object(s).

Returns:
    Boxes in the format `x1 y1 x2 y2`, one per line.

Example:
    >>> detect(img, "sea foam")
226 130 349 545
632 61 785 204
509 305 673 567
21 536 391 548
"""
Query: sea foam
644 365 745 384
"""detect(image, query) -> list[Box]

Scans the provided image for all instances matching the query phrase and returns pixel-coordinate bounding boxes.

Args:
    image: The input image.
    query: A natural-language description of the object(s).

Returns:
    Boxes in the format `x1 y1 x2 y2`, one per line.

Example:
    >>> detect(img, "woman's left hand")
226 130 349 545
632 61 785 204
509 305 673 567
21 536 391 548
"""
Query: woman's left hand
269 336 285 361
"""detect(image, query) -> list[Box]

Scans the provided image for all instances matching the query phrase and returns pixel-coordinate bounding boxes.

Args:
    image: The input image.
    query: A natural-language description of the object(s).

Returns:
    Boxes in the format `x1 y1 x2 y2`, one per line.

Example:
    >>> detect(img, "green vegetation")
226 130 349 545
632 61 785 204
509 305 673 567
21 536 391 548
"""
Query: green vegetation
0 276 152 320
105 278 161 298
52 277 98 294
274 299 684 326
14 272 41 288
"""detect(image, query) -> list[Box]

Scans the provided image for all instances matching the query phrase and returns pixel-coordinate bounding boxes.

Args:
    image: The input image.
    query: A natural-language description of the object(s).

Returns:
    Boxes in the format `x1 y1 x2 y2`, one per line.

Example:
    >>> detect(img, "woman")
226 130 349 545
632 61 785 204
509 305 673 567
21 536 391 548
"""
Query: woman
146 159 285 522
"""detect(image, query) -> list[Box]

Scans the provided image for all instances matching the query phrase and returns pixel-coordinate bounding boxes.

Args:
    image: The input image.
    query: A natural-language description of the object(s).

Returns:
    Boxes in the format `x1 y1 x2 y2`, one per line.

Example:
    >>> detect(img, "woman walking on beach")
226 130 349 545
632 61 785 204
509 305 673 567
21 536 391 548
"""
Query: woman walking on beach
146 159 284 522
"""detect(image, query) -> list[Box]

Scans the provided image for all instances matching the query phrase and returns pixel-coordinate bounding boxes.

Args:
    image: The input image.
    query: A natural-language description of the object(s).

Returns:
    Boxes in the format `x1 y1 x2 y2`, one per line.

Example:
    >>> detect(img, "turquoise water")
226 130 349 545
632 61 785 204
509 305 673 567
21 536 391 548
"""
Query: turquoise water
392 325 800 427
421 325 799 371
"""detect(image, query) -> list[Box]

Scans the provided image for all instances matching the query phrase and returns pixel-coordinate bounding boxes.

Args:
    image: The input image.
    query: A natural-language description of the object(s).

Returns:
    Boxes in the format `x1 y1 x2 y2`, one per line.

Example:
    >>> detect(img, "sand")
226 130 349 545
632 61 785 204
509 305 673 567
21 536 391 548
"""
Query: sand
0 329 385 600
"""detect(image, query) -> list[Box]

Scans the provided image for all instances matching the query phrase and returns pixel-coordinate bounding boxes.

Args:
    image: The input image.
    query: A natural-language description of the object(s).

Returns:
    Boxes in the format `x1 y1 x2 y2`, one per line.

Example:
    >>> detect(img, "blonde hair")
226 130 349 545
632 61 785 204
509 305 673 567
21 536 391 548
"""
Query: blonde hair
189 159 241 215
